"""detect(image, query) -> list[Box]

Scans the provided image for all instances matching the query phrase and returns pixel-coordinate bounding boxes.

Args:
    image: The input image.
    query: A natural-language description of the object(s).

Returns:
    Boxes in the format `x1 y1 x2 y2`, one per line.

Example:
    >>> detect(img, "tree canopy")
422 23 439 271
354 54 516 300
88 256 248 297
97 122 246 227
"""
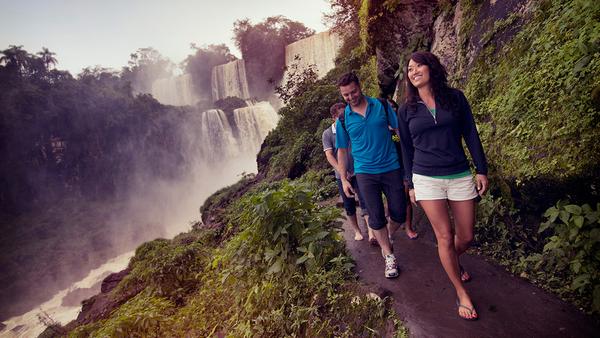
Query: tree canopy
233 16 315 99
120 47 174 94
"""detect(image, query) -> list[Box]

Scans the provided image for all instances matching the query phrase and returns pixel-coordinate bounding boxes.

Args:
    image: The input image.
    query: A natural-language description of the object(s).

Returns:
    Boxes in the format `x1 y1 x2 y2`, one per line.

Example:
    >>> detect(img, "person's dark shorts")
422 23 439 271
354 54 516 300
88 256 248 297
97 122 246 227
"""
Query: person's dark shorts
356 168 406 230
336 176 368 217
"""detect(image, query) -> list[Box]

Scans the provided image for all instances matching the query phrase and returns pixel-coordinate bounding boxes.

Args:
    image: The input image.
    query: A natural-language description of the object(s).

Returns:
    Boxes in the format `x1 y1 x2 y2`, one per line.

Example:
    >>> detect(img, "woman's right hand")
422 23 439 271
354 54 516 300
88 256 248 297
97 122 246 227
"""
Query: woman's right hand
409 189 417 206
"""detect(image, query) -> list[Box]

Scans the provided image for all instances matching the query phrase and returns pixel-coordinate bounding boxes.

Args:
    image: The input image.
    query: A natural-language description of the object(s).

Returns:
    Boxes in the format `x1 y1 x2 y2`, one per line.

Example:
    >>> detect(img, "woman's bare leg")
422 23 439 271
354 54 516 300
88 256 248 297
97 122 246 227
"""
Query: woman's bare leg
420 199 478 319
449 200 475 281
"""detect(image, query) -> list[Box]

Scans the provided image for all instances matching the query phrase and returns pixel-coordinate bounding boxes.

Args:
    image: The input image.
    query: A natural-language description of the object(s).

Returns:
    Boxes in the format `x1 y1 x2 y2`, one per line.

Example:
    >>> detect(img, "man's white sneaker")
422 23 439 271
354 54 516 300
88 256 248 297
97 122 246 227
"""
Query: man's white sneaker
384 254 399 278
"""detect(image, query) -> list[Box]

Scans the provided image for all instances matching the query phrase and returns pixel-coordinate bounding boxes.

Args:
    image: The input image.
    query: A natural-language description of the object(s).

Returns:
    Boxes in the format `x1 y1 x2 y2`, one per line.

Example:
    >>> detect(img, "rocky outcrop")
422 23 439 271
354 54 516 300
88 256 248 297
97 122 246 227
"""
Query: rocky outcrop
100 268 131 293
366 0 438 97
61 267 142 330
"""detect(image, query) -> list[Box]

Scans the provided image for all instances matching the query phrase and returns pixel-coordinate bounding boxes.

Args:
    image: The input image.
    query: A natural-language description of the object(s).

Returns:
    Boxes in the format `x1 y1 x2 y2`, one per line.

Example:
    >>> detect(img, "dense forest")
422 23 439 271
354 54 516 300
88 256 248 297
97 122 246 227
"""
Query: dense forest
1 0 599 336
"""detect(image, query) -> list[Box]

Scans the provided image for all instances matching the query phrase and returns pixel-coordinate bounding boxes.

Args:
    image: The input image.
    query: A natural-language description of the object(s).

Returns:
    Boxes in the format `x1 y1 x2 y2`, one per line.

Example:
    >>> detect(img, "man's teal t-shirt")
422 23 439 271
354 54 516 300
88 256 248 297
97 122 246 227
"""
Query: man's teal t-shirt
335 96 400 174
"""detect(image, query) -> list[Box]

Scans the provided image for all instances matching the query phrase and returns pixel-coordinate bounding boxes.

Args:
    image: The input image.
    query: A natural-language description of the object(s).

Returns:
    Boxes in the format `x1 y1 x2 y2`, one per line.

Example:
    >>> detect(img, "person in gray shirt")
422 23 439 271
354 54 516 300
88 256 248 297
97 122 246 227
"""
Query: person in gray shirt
322 102 372 241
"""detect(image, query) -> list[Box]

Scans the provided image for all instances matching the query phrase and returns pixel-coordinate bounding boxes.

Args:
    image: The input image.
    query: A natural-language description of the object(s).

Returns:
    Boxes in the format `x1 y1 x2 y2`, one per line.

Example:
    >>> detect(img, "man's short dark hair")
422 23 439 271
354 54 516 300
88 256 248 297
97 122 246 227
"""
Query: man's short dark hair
329 102 346 117
337 72 360 87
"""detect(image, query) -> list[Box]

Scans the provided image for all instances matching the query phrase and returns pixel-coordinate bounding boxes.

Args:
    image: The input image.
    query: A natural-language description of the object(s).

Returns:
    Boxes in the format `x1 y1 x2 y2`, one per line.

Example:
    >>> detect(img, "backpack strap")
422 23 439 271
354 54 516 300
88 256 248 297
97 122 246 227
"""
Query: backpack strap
378 98 392 127
339 105 349 137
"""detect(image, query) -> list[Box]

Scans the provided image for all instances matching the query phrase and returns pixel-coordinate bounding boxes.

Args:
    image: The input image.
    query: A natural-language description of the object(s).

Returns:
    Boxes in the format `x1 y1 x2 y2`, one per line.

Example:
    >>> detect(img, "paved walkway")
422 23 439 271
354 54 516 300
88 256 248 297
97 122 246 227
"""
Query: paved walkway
341 206 599 338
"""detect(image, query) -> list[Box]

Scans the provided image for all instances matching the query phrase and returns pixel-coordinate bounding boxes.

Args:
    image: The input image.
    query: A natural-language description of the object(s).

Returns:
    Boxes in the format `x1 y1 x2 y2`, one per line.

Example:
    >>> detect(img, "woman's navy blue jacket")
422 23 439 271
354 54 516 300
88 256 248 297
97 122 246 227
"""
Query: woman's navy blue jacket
397 88 488 187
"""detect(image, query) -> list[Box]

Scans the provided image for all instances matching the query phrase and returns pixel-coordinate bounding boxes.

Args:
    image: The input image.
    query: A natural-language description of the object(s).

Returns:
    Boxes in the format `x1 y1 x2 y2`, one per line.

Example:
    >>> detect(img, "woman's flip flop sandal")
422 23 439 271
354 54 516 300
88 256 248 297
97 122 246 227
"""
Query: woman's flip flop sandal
456 299 478 321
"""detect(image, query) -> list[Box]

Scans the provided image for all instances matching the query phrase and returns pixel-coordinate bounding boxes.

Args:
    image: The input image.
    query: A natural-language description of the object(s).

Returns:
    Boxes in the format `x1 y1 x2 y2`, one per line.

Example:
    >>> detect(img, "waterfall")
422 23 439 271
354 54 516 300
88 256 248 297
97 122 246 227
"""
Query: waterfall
195 109 240 162
233 101 279 154
284 31 343 79
211 59 250 101
151 74 199 106
0 251 134 338
0 101 279 337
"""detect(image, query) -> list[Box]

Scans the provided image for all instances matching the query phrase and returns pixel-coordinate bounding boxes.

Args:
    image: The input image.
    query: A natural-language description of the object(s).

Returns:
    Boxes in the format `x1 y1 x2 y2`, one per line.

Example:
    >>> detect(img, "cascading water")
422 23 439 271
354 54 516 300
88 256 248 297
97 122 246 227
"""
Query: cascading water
1 252 134 338
211 59 251 101
284 30 343 79
151 73 199 106
233 102 279 154
0 102 279 338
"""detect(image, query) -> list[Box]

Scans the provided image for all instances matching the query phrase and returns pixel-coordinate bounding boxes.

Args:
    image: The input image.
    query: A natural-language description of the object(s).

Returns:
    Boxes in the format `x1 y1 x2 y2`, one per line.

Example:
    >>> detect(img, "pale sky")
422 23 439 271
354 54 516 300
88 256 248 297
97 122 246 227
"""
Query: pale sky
0 0 330 74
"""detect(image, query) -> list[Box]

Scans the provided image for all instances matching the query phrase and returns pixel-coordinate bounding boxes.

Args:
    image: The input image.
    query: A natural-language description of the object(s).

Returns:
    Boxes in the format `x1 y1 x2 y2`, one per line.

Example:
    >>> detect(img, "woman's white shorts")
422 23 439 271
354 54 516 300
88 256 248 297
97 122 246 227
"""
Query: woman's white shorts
413 173 478 201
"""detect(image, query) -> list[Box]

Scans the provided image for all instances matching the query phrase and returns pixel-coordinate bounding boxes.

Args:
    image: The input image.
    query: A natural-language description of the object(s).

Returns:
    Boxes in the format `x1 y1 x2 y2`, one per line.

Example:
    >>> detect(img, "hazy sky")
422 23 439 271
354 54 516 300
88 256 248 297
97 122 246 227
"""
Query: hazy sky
0 0 330 74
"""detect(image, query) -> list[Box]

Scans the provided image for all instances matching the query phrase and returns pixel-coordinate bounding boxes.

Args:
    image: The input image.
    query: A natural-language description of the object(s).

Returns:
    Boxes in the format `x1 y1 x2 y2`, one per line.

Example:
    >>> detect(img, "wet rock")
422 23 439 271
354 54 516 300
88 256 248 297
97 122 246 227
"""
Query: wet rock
101 267 130 293
431 4 460 76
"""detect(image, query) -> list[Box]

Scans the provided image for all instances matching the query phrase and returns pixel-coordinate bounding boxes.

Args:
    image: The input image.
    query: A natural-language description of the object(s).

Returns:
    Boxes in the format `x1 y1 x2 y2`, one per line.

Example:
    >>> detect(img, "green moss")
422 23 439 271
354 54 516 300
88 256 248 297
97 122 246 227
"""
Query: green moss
465 0 600 182
357 55 379 97
458 0 485 43
358 0 370 54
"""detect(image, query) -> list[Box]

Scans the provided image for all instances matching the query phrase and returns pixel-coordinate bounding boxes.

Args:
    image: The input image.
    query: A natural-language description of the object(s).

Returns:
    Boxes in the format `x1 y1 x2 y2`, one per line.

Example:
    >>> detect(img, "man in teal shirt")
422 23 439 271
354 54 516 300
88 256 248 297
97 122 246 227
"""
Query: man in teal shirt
336 72 407 278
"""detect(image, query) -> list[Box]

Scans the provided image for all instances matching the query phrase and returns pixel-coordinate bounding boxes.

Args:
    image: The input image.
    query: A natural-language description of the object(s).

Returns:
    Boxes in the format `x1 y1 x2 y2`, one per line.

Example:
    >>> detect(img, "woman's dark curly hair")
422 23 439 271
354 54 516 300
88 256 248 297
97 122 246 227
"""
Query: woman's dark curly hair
403 51 459 113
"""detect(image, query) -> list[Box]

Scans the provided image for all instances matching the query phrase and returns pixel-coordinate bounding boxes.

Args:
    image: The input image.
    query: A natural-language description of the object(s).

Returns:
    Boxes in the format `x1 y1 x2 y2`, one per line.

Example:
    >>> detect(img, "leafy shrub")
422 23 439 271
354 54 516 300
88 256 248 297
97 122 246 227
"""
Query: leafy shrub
69 291 175 338
116 231 211 303
218 180 344 276
294 169 339 202
522 201 600 313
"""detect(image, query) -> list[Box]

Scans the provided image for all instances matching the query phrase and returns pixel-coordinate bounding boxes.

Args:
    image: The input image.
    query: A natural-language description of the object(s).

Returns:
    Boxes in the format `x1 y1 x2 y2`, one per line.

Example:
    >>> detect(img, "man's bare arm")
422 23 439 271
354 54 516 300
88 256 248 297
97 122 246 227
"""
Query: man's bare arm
324 149 340 173
337 148 354 196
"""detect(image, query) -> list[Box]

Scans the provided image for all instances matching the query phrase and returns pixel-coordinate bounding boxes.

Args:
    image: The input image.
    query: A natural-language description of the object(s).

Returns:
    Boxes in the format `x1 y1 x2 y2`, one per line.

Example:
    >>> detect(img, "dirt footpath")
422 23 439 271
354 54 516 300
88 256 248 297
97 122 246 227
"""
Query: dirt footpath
341 206 599 338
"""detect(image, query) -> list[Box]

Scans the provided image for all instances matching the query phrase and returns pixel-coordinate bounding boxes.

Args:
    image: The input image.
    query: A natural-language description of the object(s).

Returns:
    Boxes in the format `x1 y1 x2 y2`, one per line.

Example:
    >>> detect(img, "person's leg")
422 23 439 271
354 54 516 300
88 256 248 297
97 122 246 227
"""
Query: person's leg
449 199 476 281
352 176 373 242
365 215 375 243
356 174 394 256
381 169 407 239
404 181 418 239
347 214 363 240
447 175 479 281
420 199 478 319
336 178 363 240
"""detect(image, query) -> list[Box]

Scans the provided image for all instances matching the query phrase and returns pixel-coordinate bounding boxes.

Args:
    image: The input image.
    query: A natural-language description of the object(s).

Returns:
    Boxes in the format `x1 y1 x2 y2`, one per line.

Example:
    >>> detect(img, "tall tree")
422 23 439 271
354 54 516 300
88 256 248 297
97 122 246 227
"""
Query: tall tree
0 45 30 75
324 0 361 36
121 47 173 94
37 47 58 70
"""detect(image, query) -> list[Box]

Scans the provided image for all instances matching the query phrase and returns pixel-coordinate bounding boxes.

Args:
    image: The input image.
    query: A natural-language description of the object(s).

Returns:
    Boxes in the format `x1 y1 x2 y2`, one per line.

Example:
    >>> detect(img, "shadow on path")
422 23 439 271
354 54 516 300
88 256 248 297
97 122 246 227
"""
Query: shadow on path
341 205 598 338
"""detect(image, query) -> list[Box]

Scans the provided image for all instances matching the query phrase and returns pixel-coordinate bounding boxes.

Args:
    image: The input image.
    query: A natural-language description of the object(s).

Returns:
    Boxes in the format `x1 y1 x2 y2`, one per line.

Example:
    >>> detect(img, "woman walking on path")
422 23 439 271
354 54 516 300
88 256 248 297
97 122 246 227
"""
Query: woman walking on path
397 51 489 320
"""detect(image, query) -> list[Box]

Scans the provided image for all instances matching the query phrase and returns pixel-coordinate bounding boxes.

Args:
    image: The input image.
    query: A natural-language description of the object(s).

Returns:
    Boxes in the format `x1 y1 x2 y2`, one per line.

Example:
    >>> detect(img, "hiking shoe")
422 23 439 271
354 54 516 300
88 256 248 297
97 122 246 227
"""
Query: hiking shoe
384 254 399 278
